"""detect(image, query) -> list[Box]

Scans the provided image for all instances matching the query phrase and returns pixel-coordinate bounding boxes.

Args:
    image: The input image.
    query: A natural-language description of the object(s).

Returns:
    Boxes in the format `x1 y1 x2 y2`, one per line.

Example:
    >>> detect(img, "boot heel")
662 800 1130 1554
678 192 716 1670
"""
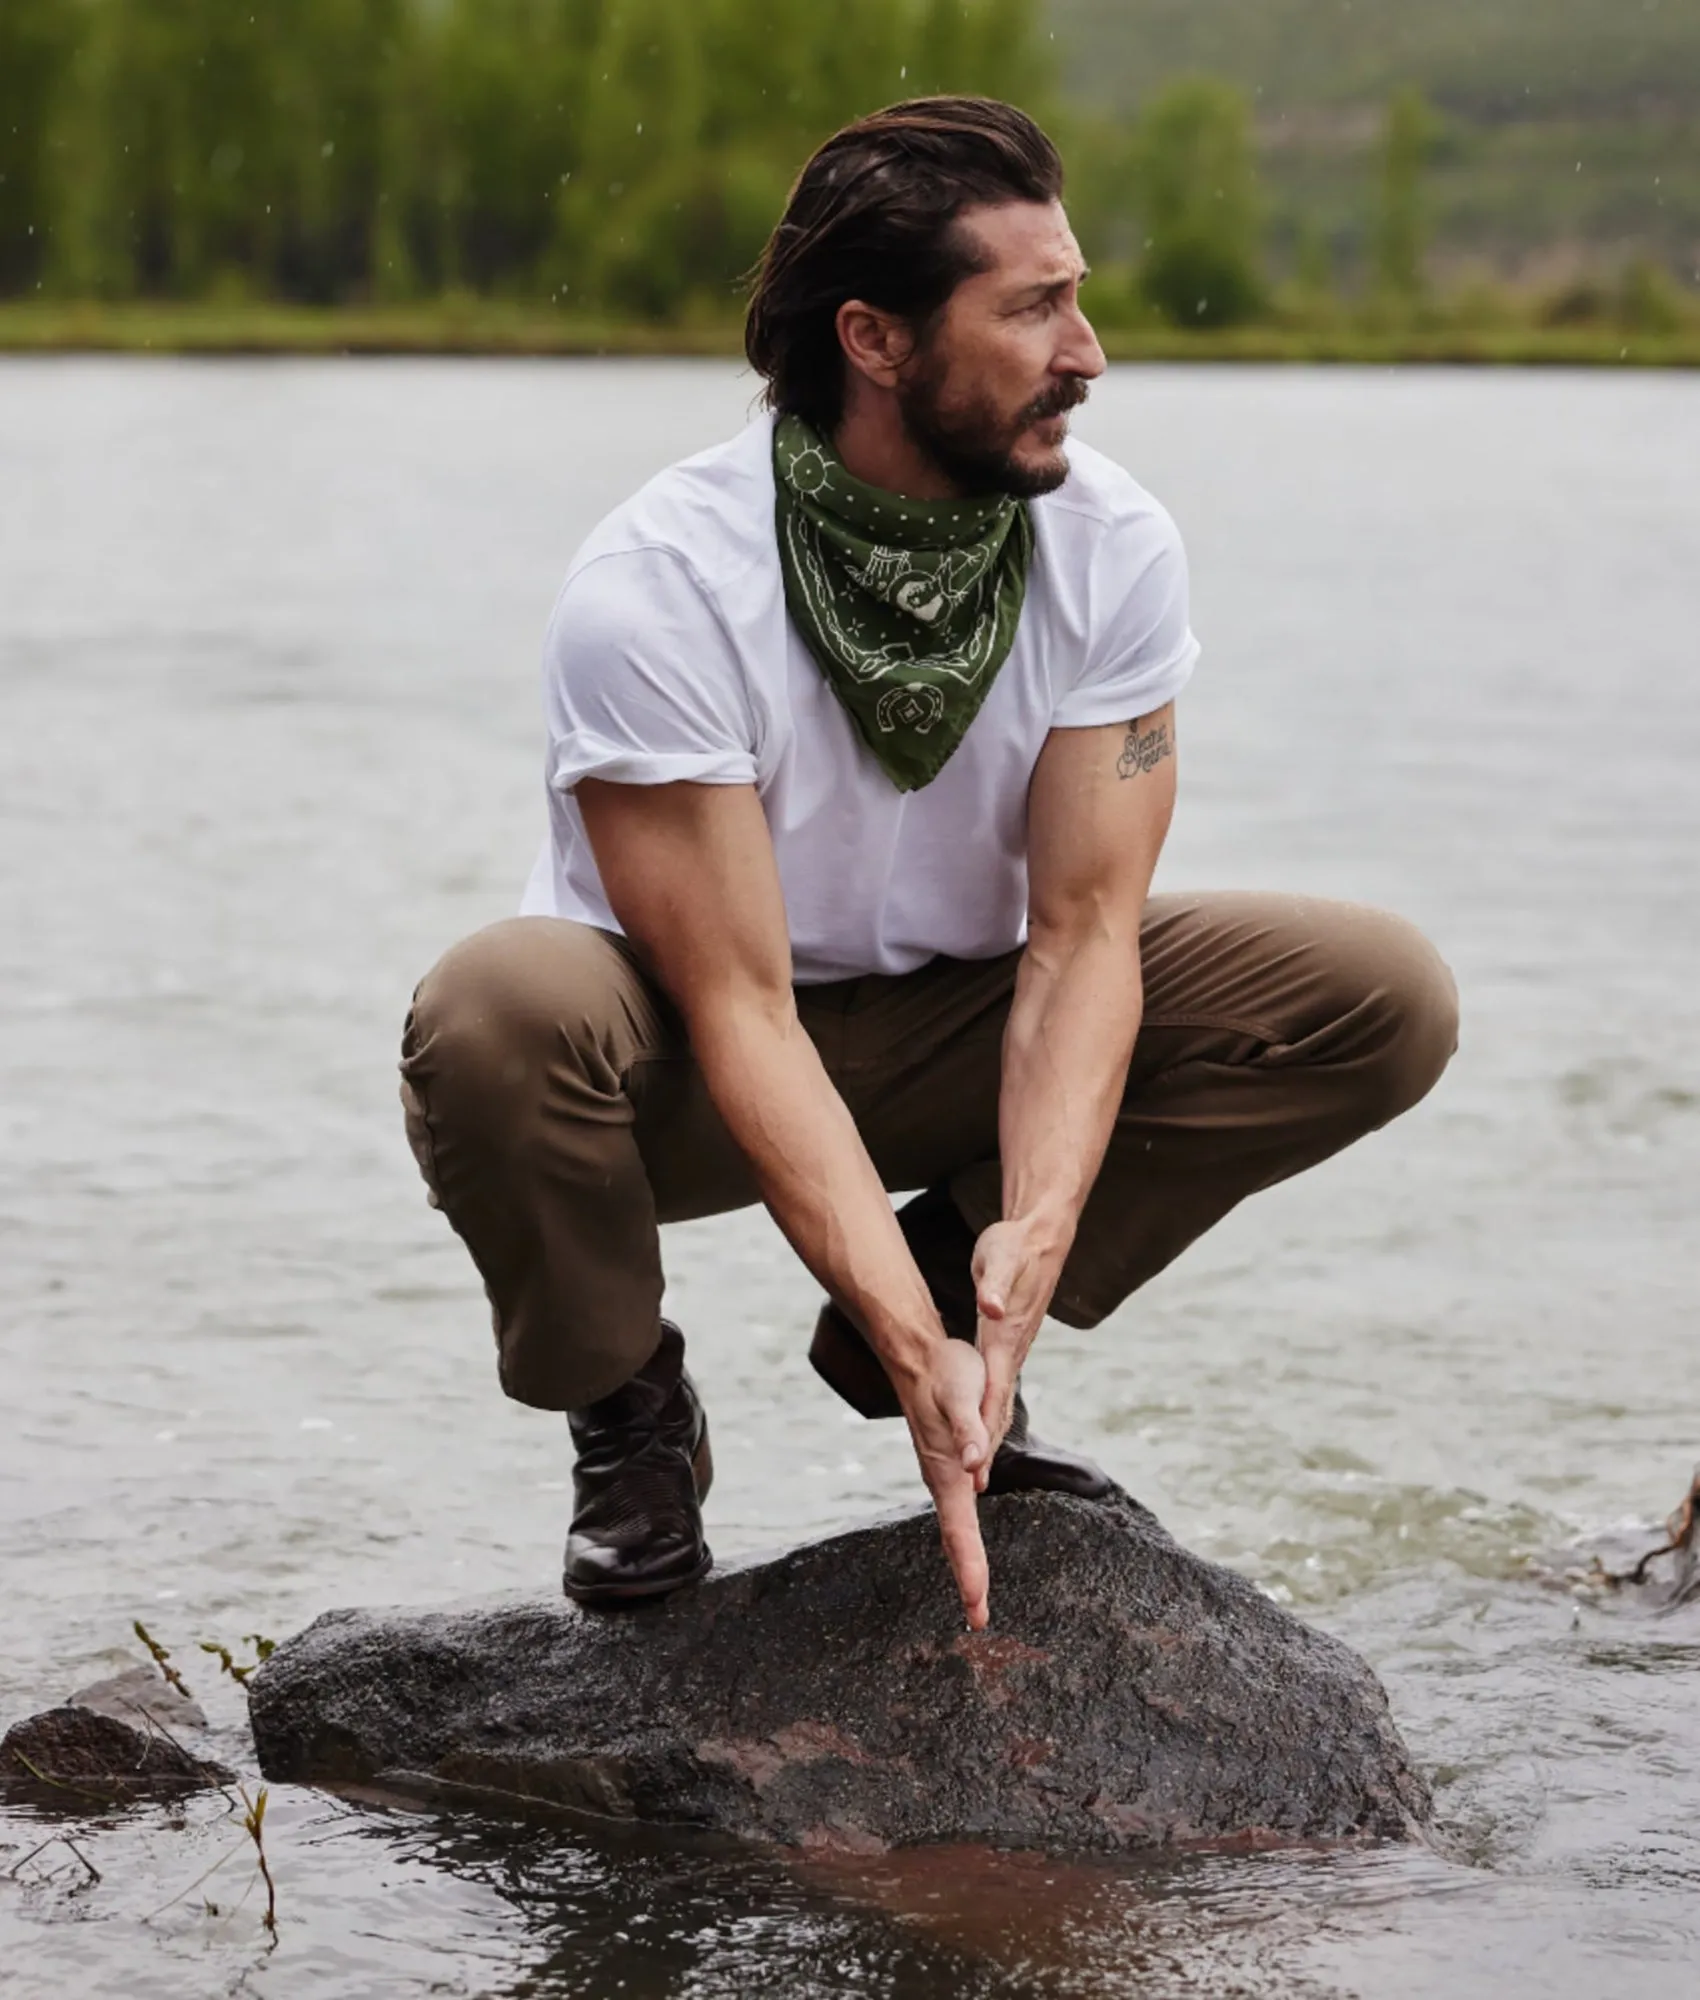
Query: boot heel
808 1304 903 1419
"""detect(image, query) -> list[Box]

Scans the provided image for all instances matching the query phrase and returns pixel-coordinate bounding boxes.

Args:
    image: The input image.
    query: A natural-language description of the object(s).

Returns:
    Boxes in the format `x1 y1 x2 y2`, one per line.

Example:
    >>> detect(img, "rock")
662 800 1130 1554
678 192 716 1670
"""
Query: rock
66 1665 212 1735
1 1692 236 1807
250 1491 1432 1854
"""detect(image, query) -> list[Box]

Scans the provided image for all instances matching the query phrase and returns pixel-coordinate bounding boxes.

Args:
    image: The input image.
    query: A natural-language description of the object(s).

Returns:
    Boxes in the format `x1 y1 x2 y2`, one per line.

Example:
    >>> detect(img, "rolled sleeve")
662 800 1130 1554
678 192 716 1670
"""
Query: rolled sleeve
542 546 760 792
547 738 757 790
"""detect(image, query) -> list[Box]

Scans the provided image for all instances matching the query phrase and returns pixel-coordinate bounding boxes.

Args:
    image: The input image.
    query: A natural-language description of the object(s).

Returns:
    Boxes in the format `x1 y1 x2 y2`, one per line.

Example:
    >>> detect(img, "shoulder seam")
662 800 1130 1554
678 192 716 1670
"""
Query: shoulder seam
567 537 772 606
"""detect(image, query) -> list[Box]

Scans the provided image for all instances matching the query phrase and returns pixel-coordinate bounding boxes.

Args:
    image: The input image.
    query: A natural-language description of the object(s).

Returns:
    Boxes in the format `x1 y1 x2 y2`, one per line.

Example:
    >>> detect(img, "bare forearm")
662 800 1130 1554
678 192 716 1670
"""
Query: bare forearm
998 928 1145 1246
576 776 992 1622
690 1002 944 1382
1000 704 1175 1251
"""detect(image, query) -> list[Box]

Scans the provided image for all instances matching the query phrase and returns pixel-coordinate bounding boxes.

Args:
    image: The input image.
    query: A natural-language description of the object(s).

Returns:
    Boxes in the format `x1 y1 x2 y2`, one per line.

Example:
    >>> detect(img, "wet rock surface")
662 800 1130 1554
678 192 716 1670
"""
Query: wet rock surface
2 1671 236 1806
250 1489 1433 1854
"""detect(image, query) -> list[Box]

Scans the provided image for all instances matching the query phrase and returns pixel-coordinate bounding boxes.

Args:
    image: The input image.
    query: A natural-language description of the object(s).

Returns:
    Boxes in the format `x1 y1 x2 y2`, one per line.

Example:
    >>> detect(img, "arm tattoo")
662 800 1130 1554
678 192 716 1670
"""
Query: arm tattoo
1116 718 1173 780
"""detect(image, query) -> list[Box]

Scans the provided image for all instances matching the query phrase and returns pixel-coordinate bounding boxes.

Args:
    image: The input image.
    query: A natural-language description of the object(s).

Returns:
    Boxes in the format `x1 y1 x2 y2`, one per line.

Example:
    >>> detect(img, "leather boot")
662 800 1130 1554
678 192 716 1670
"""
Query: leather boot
563 1320 713 1606
807 1185 1115 1500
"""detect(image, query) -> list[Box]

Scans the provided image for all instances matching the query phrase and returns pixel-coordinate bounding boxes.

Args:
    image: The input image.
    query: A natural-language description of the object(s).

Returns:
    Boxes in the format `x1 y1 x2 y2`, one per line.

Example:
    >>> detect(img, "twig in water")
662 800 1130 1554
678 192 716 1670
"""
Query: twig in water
240 1784 278 1939
133 1619 193 1699
107 1701 241 1811
6 1746 120 1810
141 1834 249 1923
1605 1466 1699 1584
139 1784 281 1936
9 1834 101 1887
60 1835 101 1885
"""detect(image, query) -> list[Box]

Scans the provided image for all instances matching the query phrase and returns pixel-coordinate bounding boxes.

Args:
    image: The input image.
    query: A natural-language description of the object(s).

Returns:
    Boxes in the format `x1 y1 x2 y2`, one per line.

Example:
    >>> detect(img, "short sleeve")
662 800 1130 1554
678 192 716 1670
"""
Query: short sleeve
1050 502 1199 729
542 547 760 793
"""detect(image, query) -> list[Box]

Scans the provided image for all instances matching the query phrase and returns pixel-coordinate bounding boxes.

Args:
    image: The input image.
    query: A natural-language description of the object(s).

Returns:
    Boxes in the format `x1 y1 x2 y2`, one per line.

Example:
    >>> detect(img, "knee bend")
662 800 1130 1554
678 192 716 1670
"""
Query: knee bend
401 918 620 1109
1357 914 1460 1125
406 923 537 1086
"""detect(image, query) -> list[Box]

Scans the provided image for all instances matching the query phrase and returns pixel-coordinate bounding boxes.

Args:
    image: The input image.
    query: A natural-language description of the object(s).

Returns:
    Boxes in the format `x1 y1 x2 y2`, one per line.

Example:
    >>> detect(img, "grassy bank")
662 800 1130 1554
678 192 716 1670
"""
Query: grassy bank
2 300 1698 367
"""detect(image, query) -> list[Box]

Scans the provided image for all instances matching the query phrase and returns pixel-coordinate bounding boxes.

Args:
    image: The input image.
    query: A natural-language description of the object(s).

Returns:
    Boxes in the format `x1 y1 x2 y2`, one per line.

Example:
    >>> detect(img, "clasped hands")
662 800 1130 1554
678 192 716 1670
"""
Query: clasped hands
895 1213 1069 1631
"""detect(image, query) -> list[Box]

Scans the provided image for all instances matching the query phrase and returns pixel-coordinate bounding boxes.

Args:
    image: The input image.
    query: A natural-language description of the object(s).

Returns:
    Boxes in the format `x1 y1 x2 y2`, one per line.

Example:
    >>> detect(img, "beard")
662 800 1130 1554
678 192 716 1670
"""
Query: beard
894 352 1090 500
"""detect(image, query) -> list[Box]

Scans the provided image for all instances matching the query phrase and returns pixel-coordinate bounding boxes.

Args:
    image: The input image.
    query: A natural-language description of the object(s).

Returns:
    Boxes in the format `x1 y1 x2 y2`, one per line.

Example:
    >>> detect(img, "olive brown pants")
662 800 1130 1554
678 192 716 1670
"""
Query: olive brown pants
399 893 1458 1411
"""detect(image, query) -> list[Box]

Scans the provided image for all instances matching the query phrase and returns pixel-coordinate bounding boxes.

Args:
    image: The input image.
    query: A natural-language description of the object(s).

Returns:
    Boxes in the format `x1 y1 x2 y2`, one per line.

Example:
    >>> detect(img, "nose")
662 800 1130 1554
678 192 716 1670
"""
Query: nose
1056 300 1106 382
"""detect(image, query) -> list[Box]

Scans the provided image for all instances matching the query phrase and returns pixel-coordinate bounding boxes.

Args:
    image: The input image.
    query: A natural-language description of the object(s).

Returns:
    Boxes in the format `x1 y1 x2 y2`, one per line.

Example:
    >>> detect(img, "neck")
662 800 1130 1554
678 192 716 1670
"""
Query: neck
830 394 965 502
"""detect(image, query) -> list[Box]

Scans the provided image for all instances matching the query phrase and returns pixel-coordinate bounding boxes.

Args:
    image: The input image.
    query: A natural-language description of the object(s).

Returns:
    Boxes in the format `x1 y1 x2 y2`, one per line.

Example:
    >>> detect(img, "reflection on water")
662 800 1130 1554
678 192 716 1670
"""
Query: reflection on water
2 359 1698 1997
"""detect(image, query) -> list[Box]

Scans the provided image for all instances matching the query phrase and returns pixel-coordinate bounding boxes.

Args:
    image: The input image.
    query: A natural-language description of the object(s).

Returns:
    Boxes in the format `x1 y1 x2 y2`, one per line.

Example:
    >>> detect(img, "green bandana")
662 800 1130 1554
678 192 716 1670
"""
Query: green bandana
773 415 1033 792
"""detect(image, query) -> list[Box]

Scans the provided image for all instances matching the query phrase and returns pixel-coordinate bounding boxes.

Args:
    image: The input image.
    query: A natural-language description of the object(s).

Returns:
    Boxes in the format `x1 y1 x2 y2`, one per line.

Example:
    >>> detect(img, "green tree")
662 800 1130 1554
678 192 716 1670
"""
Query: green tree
58 0 413 302
22 0 1059 314
0 0 77 294
1617 256 1686 335
282 0 416 302
427 0 601 296
548 0 715 315
56 0 200 295
546 0 1055 320
1133 76 1264 327
1294 218 1333 300
1371 85 1433 300
912 0 1052 119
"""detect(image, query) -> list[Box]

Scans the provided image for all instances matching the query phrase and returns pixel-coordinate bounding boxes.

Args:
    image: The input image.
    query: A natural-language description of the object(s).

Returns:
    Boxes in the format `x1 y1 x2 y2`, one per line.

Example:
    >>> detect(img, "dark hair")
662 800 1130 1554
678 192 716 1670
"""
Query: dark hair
745 96 1064 434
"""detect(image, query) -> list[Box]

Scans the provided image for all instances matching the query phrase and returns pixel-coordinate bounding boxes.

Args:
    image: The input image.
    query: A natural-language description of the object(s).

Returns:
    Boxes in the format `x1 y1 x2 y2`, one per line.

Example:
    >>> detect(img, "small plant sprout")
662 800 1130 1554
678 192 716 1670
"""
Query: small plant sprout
132 1619 192 1698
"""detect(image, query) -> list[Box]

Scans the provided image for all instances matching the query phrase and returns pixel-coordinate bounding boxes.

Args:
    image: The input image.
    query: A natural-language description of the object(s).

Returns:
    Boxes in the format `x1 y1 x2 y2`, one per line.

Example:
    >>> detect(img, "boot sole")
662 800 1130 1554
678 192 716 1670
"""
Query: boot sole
562 1544 714 1606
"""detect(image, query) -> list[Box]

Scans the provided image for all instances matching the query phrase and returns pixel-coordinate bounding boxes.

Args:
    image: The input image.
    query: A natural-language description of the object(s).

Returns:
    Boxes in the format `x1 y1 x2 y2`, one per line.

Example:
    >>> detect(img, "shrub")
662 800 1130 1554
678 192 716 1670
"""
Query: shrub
1133 78 1264 328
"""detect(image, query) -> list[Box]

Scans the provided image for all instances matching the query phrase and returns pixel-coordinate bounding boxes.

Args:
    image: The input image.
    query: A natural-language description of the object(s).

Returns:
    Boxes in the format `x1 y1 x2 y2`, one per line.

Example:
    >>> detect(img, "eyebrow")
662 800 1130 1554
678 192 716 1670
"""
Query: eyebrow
1003 266 1090 307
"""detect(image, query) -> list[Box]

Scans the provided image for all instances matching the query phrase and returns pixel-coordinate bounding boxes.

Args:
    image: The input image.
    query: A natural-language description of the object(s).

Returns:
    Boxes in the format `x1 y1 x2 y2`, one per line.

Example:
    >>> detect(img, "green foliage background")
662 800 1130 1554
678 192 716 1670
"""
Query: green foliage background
2 0 1049 311
2 0 1695 322
1052 0 1700 281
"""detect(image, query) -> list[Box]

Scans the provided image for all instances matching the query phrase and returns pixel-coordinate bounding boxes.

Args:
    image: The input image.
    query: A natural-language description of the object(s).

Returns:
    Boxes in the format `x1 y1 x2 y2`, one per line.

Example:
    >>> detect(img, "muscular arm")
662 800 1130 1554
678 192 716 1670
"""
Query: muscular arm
576 778 997 1626
972 704 1177 1443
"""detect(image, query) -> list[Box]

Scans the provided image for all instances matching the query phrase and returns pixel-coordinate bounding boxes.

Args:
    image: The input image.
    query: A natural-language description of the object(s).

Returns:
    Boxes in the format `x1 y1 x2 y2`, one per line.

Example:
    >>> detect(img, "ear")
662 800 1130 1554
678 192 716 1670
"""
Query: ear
835 298 916 392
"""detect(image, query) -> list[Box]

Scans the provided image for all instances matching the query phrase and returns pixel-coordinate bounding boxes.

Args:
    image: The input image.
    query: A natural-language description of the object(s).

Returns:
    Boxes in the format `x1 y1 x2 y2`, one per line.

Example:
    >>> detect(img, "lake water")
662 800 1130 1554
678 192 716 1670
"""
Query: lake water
2 357 1697 1998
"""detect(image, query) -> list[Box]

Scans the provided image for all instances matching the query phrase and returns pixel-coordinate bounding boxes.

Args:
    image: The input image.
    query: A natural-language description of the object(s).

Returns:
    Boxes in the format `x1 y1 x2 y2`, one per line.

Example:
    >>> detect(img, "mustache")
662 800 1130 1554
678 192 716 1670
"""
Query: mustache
1019 377 1091 426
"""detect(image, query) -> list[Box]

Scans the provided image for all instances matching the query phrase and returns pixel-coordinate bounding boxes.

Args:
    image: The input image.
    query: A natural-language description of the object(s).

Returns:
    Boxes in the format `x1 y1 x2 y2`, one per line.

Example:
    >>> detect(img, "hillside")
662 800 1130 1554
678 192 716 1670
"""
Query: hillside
1046 0 1700 278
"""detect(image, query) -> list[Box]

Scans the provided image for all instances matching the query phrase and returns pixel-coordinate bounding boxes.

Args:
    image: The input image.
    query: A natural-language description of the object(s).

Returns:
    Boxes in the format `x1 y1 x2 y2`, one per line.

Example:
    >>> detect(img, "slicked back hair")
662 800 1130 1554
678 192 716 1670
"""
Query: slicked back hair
745 97 1064 434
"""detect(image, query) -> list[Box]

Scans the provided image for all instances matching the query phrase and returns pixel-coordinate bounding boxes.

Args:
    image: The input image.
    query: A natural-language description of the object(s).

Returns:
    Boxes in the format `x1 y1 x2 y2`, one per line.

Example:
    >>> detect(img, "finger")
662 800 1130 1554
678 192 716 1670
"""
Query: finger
976 1252 1012 1320
974 1228 1016 1321
979 1339 1019 1446
937 1338 991 1471
933 1468 990 1630
950 1393 991 1474
979 1388 1010 1454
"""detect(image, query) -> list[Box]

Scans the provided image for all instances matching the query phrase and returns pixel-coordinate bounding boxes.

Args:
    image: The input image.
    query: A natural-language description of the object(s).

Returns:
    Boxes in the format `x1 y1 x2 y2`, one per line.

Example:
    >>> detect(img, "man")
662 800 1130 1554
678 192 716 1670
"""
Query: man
400 97 1457 1632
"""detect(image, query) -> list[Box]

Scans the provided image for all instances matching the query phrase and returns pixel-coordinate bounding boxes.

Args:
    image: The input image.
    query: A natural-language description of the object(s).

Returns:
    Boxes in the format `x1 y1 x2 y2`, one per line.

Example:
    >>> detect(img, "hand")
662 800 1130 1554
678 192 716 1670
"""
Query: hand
971 1215 1070 1457
897 1337 994 1630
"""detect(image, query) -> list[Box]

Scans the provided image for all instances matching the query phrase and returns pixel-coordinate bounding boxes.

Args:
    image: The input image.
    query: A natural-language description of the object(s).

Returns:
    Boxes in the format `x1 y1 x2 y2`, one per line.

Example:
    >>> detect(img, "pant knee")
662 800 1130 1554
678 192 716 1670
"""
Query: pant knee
399 919 645 1210
407 923 532 1086
1353 911 1459 1126
404 918 628 1093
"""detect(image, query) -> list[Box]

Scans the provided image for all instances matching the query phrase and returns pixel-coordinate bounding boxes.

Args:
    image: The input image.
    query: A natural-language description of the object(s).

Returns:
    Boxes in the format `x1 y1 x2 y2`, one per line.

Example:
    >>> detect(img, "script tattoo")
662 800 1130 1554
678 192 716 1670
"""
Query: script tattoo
1116 717 1173 780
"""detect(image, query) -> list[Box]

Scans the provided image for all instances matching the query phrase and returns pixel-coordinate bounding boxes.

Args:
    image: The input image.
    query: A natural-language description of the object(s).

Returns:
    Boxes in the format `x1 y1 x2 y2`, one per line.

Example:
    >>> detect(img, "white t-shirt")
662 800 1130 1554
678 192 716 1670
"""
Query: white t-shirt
521 415 1198 984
